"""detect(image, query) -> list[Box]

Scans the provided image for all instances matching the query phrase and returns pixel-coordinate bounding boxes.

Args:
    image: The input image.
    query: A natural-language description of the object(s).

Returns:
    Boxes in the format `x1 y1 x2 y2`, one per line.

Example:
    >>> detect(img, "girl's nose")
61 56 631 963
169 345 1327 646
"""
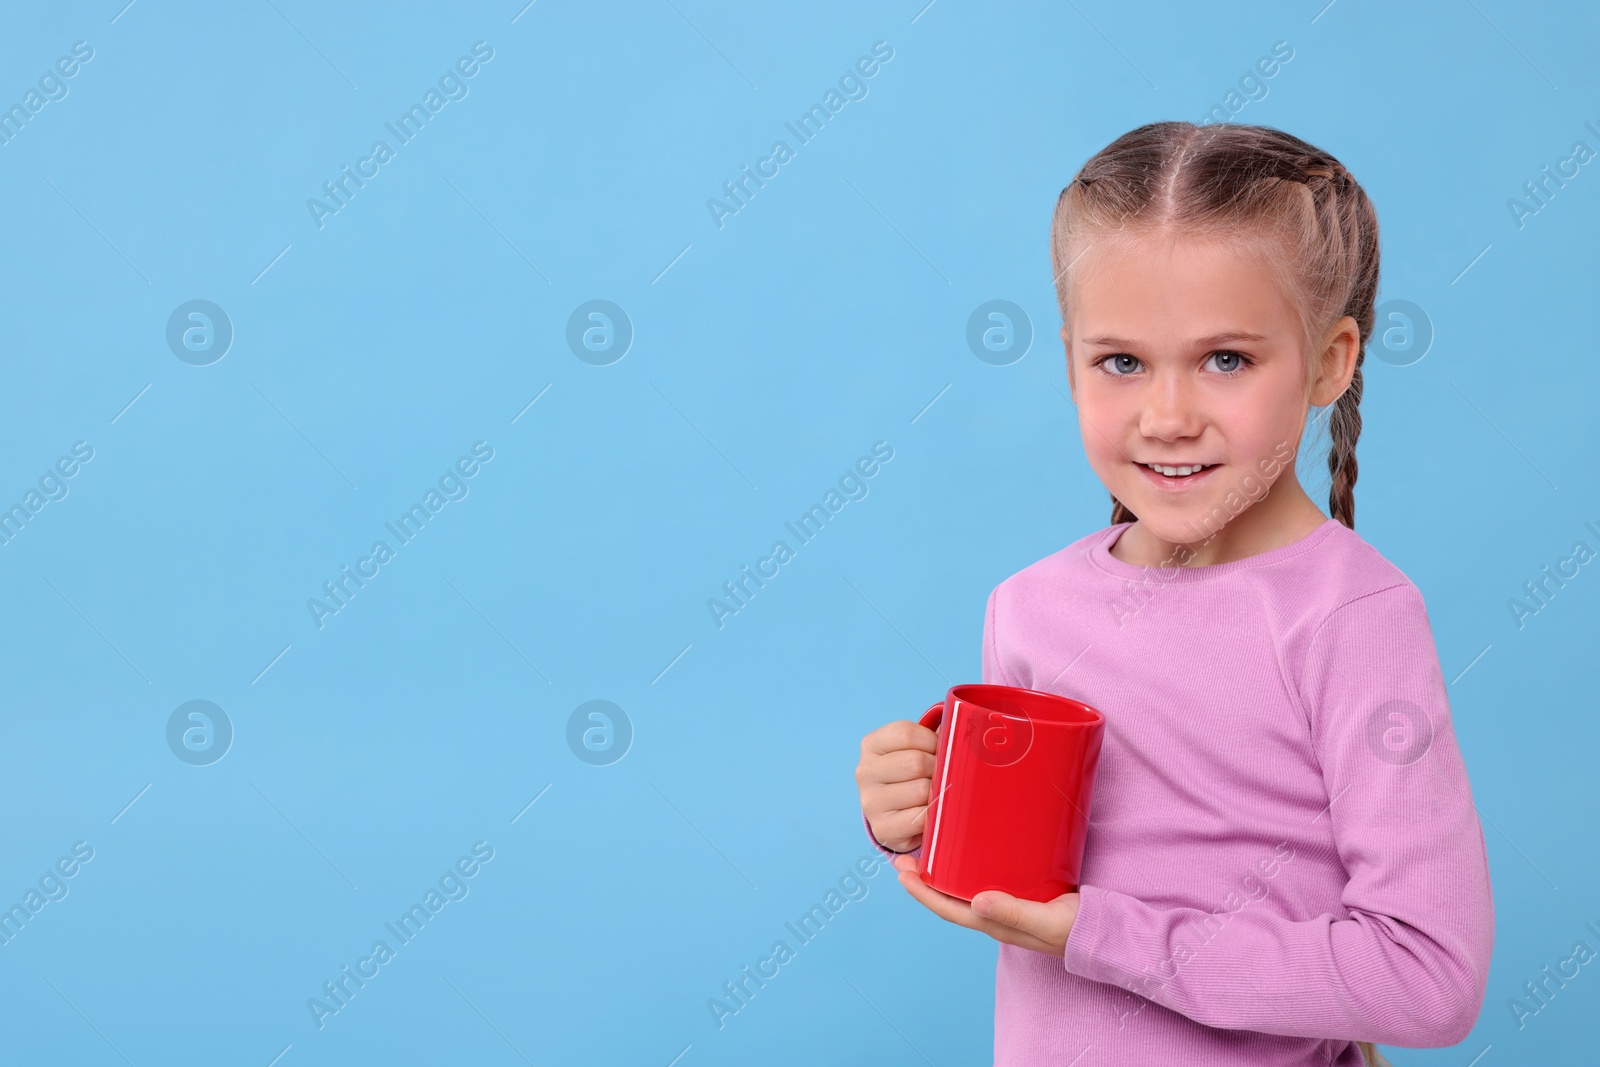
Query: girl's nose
1139 374 1204 440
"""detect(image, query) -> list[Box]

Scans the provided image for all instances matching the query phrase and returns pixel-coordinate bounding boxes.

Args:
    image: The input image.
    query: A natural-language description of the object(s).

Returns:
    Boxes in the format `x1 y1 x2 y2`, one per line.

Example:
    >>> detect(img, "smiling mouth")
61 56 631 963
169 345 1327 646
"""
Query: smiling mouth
1140 462 1218 478
1139 460 1222 489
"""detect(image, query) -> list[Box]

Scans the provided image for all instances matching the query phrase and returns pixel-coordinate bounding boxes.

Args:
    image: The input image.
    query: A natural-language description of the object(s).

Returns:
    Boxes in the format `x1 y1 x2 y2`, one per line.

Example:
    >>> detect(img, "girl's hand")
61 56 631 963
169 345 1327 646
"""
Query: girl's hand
890 853 1080 958
856 719 939 854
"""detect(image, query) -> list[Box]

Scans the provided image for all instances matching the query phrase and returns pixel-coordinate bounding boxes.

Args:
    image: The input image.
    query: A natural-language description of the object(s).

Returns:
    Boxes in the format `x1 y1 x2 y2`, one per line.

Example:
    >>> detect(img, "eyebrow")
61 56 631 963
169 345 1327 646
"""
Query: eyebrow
1080 331 1269 348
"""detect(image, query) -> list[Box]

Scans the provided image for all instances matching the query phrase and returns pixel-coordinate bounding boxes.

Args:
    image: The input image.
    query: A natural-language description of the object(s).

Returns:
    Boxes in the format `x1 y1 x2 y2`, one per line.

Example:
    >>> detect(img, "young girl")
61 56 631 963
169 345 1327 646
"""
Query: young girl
856 121 1494 1066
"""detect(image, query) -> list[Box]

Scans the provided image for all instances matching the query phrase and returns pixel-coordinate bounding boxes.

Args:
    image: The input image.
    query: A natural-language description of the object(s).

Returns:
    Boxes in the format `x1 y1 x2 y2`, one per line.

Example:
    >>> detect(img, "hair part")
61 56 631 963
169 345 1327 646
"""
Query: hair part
1051 121 1379 530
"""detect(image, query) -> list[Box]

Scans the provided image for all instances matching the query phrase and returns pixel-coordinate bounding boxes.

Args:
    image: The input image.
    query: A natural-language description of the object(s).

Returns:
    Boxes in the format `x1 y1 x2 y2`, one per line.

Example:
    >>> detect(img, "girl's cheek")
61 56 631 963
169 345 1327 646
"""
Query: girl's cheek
1083 438 1128 477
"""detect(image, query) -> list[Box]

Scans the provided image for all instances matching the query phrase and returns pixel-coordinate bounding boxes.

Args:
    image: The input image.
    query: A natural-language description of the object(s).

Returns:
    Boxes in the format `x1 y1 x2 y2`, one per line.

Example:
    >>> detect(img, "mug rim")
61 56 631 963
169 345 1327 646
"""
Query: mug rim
947 682 1105 727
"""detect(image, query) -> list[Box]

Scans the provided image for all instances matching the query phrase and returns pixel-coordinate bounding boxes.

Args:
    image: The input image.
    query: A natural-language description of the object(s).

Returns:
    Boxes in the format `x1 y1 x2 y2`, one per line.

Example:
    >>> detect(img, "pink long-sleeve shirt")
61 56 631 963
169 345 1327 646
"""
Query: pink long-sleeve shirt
865 518 1494 1065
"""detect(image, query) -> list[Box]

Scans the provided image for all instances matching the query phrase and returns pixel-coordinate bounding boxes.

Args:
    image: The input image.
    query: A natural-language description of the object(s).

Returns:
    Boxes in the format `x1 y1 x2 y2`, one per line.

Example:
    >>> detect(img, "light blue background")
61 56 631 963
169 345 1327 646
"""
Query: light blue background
0 1 1596 1063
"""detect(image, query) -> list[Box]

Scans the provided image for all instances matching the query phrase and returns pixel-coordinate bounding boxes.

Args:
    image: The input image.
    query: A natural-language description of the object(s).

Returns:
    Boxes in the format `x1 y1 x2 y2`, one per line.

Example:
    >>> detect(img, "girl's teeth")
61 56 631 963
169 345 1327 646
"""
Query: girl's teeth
1147 463 1210 477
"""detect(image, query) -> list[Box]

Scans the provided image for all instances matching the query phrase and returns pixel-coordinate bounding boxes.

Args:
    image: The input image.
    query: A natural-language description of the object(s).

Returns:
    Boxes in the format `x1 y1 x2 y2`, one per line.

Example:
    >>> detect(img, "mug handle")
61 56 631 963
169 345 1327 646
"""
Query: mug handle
919 701 944 730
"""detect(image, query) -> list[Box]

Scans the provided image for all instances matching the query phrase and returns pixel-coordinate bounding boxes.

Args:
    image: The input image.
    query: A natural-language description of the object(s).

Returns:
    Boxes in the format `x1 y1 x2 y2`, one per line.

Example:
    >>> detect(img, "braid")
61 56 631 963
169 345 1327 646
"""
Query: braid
1327 357 1363 529
1305 154 1374 532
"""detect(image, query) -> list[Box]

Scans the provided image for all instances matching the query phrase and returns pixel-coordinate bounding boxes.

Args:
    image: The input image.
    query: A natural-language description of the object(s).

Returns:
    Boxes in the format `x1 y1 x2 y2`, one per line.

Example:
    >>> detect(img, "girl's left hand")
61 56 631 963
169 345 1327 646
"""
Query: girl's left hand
890 853 1079 957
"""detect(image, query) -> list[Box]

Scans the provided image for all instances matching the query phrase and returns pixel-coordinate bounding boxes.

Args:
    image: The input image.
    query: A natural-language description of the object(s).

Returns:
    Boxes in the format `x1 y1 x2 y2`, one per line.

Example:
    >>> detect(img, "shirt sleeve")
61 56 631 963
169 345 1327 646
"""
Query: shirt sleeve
862 586 1007 862
1060 582 1494 1048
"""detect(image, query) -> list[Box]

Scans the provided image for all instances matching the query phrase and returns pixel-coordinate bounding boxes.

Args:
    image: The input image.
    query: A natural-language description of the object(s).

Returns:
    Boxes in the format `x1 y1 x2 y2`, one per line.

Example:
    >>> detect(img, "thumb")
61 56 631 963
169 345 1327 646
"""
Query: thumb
971 890 1032 929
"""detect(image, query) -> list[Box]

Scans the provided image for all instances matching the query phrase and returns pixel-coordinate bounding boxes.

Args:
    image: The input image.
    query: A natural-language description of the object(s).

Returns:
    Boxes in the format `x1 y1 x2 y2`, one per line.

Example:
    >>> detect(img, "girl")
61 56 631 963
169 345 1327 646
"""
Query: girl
856 121 1493 1066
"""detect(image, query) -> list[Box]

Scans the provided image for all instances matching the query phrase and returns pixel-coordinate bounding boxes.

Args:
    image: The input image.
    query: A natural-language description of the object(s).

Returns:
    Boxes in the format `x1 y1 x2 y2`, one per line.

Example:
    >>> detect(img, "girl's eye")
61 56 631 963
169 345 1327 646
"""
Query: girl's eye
1207 350 1251 375
1099 354 1141 375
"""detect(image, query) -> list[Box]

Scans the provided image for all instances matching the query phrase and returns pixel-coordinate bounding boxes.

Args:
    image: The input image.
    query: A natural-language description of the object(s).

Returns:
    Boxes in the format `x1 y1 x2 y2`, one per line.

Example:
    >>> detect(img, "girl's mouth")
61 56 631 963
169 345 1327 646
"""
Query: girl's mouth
1137 462 1220 490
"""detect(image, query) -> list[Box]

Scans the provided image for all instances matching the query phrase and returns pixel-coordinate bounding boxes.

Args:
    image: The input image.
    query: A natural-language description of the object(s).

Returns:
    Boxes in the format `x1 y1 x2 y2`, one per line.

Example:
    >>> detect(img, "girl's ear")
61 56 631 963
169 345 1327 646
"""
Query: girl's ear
1309 315 1361 407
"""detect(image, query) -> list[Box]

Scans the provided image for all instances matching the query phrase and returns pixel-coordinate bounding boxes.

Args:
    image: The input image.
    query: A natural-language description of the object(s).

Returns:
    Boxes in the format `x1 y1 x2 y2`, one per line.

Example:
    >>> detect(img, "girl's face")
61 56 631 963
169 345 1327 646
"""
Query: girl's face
1063 231 1351 550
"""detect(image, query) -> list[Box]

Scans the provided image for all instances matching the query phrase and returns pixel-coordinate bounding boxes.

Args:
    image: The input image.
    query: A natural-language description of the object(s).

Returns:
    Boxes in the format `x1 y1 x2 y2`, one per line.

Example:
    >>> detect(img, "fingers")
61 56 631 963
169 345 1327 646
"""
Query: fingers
856 719 939 853
862 720 938 758
894 868 1058 955
871 777 931 813
859 746 937 786
971 891 1027 928
863 777 930 850
867 806 925 851
972 890 1078 955
866 792 927 838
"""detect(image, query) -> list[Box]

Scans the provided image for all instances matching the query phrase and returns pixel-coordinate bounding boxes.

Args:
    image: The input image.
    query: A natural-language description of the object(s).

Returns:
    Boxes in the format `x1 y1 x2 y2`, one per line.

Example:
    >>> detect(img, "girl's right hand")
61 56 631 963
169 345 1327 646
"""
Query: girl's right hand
855 718 939 854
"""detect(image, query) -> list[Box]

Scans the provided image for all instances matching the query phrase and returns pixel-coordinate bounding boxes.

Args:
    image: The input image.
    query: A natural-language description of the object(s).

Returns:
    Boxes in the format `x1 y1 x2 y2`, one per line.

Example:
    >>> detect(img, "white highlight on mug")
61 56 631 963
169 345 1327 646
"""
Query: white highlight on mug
923 698 962 876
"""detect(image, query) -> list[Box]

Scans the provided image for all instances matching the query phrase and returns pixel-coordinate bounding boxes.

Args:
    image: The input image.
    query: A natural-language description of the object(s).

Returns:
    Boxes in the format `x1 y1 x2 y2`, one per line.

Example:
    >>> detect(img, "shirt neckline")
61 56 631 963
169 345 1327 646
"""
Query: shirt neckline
1086 517 1341 583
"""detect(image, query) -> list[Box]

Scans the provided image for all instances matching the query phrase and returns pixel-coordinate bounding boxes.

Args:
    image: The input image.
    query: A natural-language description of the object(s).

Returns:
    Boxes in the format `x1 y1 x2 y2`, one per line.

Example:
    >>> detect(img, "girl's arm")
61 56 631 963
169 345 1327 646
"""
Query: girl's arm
1061 582 1494 1047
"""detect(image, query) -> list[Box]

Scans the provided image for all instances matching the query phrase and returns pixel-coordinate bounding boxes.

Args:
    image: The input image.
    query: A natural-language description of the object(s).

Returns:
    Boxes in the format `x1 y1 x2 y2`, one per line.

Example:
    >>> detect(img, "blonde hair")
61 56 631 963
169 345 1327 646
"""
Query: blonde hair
1048 120 1379 530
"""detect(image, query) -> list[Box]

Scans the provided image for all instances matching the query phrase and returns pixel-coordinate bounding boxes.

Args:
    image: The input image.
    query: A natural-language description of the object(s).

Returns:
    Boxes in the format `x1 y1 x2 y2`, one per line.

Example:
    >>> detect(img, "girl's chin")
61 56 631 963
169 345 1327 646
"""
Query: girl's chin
1118 504 1219 545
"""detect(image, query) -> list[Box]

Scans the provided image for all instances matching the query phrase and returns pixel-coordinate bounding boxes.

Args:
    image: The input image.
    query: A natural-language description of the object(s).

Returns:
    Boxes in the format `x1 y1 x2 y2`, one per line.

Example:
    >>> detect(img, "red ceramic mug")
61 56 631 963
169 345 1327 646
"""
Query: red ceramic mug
917 683 1106 903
